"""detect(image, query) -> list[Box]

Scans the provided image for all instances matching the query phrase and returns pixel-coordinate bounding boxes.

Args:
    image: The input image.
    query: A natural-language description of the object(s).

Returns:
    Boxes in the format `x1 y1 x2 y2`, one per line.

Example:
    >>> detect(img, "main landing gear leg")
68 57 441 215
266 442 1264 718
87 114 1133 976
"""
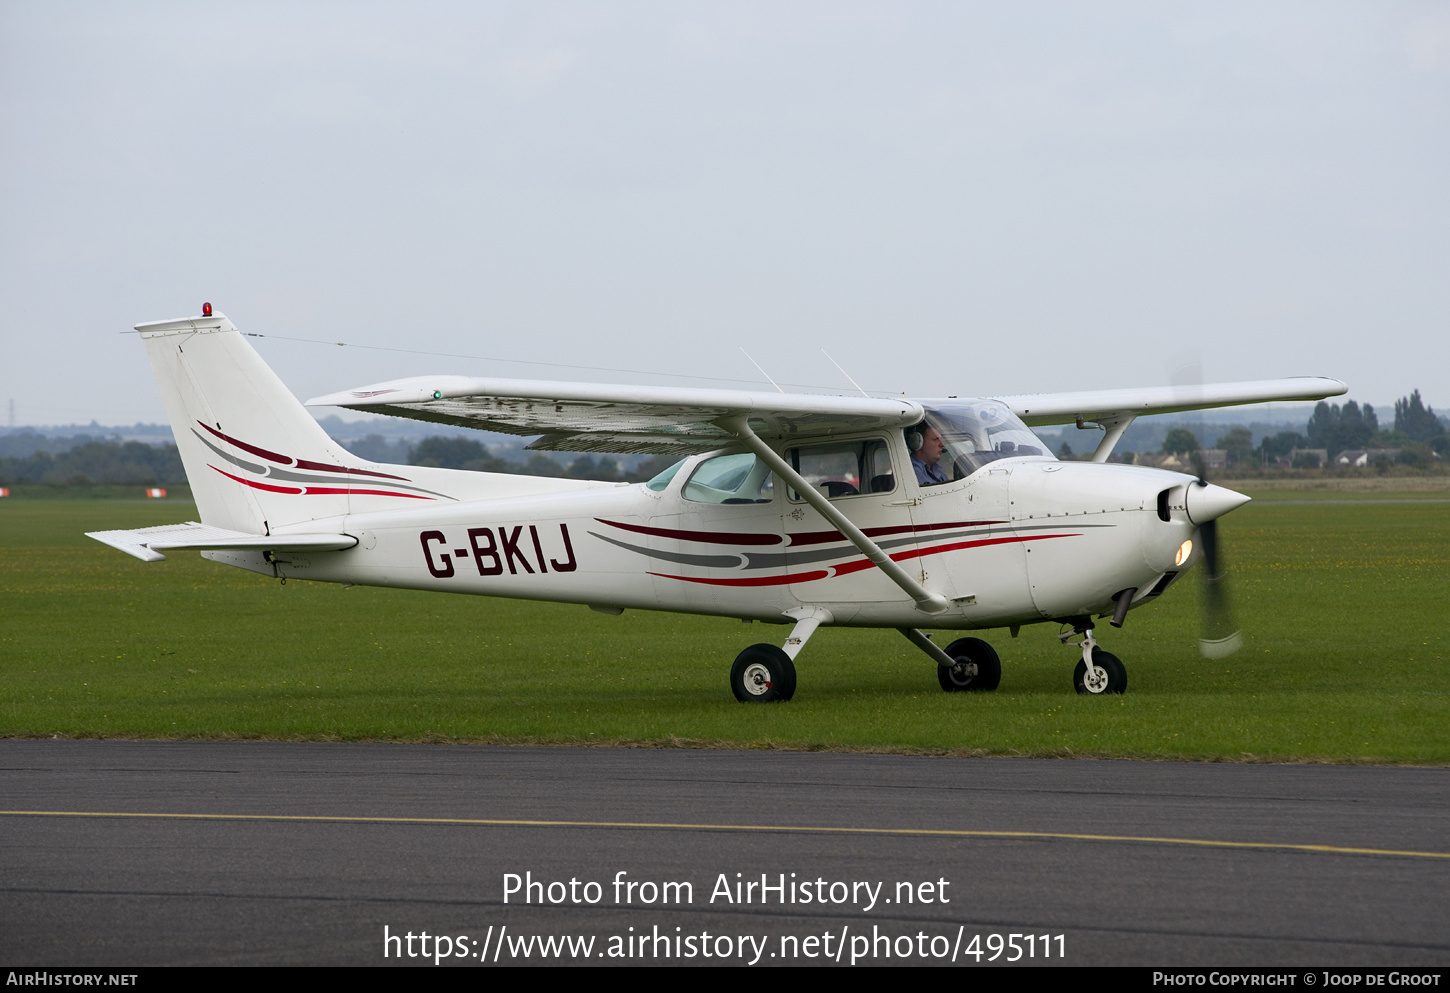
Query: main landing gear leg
730 607 833 703
1058 622 1127 695
899 628 1002 692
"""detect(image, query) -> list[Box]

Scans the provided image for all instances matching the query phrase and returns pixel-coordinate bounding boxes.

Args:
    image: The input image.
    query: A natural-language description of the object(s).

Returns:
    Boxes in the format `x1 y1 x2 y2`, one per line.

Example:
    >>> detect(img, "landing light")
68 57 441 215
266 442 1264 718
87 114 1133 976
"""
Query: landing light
1174 539 1193 567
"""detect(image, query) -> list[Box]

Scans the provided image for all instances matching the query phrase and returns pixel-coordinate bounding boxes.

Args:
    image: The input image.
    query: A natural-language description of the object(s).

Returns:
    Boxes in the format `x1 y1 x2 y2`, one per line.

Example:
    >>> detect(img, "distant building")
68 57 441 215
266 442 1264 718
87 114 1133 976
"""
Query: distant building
1334 449 1400 467
1135 452 1187 470
1132 449 1225 472
1134 452 1188 469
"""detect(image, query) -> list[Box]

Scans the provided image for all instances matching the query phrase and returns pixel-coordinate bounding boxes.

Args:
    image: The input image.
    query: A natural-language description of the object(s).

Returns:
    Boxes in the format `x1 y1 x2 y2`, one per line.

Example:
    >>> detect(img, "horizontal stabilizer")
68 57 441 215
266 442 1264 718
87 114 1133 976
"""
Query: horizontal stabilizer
86 522 357 562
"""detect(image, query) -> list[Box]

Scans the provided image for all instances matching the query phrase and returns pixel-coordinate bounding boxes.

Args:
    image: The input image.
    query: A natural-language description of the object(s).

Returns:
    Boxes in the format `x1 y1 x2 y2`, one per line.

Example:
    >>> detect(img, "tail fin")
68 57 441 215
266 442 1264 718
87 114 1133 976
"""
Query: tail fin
138 309 444 533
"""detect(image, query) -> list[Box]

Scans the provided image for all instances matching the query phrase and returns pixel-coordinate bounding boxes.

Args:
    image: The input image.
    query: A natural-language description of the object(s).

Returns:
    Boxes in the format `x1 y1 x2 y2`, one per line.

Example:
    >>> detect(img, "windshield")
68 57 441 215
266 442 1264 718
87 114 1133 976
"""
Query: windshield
920 401 1055 480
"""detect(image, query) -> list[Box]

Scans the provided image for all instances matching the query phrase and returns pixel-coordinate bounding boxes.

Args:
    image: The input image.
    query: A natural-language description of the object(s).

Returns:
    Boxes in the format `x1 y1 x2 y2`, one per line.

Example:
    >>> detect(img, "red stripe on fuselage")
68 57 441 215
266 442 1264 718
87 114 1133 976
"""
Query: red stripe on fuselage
649 532 1081 587
199 422 292 466
598 518 1010 548
294 459 410 481
787 520 1006 546
210 466 431 500
648 570 829 587
829 532 1078 577
302 485 433 499
210 465 302 494
198 421 410 480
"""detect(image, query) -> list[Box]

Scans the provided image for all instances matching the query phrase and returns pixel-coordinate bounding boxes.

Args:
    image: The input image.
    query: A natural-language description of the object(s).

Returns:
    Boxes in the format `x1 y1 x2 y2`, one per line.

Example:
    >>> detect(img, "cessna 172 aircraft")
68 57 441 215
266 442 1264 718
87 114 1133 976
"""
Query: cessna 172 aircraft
89 307 1346 700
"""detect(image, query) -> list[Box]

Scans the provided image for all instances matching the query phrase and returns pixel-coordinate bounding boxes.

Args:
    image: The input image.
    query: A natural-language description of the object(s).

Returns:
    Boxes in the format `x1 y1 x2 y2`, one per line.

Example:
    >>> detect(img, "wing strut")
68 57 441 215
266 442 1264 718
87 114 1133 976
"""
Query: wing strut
1088 413 1136 463
719 416 950 615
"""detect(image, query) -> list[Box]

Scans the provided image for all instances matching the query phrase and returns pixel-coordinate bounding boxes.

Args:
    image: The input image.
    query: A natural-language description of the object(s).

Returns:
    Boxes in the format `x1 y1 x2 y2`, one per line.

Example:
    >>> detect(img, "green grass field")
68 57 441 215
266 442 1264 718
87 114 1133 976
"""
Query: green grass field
2 497 1447 761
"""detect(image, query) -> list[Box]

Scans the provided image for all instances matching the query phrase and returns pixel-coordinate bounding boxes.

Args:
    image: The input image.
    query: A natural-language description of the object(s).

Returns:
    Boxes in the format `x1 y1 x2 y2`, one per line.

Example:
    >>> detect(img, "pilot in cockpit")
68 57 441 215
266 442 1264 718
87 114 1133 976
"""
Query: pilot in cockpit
908 424 950 486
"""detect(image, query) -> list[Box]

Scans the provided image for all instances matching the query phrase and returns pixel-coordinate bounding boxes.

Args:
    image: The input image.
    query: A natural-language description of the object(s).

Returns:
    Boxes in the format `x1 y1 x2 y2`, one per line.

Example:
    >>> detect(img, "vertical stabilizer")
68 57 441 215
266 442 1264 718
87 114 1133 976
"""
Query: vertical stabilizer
137 309 424 533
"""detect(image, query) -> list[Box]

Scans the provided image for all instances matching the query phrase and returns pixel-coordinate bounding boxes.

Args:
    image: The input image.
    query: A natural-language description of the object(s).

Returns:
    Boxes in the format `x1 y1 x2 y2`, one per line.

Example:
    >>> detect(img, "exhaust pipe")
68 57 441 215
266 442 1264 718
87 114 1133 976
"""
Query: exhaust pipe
1110 587 1137 628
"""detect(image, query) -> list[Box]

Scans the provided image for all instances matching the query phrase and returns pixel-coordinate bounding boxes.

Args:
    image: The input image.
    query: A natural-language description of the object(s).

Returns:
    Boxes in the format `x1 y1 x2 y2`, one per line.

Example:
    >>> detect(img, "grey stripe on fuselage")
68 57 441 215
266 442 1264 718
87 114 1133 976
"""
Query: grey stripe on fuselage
587 531 743 569
746 523 1114 570
193 429 266 475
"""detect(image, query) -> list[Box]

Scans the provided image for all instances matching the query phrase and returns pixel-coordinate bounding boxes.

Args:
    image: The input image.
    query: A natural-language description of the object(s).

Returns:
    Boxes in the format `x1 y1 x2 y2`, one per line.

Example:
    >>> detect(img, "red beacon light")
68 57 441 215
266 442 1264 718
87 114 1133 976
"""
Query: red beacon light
202 302 213 317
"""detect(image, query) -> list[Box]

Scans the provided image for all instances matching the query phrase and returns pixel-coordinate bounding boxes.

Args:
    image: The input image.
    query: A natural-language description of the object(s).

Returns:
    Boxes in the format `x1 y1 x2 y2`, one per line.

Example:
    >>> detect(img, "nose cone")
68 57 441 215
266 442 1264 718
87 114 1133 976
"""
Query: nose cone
1185 481 1251 525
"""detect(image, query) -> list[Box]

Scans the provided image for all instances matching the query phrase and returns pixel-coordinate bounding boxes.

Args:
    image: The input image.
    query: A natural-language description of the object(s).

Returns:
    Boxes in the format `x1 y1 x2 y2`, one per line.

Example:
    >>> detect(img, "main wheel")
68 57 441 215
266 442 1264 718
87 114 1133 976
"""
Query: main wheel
938 637 1002 692
730 644 797 702
1073 648 1127 695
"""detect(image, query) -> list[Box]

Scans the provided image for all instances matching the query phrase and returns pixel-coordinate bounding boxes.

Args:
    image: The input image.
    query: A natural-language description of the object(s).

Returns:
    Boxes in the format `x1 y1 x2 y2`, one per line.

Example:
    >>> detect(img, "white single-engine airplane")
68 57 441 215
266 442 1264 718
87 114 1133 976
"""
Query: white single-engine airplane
89 306 1346 700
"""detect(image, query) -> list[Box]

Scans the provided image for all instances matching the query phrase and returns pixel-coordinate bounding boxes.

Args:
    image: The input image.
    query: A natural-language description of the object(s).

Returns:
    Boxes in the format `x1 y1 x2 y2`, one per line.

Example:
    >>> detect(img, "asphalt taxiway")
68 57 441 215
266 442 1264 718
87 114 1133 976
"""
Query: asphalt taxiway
1 741 1446 966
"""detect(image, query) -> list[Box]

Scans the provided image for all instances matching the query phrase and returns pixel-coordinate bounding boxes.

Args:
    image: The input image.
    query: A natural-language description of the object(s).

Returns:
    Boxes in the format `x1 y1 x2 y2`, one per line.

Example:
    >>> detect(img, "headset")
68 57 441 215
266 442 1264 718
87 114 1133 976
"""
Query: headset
904 426 925 453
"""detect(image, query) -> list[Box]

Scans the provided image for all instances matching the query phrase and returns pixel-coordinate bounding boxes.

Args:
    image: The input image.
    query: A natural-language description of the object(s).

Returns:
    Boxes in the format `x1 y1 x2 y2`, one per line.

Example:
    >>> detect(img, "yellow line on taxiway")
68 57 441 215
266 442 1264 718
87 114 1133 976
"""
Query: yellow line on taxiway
2 809 1447 860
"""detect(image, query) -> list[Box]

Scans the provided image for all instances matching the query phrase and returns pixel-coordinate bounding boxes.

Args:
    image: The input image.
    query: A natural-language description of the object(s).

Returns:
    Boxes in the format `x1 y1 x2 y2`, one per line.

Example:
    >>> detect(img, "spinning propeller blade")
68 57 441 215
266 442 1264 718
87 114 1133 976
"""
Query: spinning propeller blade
1195 510 1242 658
1170 356 1244 659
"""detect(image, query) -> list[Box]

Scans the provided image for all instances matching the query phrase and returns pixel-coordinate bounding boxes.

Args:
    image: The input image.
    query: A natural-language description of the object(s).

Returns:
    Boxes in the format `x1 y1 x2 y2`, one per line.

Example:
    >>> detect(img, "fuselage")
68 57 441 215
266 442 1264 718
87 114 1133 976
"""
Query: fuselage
205 435 1223 632
105 309 1321 698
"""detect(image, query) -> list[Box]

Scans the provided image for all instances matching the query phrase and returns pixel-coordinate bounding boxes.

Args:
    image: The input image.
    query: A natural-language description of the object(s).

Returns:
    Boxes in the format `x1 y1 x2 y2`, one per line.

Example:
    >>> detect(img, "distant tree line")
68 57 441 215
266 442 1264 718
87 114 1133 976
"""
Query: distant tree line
1293 390 1445 463
1305 399 1378 456
0 433 679 486
1392 390 1447 452
405 436 677 483
1142 390 1445 469
0 440 186 485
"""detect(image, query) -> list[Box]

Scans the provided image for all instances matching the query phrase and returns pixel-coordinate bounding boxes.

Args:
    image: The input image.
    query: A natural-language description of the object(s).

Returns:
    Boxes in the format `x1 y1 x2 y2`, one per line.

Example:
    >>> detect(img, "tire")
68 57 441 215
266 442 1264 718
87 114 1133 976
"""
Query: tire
1073 648 1127 695
731 644 797 702
938 637 1002 692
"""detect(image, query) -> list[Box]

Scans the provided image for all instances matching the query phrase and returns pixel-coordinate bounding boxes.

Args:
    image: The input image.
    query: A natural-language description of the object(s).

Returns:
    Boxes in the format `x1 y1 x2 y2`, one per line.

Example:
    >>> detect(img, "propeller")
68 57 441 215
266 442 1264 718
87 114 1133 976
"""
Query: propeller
1194 497 1242 658
1171 357 1244 659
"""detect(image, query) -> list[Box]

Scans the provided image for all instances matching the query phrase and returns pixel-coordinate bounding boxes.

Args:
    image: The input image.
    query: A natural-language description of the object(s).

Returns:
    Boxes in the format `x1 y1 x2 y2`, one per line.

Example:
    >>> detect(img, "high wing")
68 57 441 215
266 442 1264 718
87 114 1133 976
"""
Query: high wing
991 377 1347 427
307 374 1347 454
306 376 924 455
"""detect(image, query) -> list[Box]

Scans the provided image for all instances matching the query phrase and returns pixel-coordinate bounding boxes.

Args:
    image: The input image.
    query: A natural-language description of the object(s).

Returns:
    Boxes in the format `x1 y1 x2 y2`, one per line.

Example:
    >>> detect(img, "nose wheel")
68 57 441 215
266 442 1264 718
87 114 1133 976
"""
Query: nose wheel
1074 648 1127 694
1060 624 1128 695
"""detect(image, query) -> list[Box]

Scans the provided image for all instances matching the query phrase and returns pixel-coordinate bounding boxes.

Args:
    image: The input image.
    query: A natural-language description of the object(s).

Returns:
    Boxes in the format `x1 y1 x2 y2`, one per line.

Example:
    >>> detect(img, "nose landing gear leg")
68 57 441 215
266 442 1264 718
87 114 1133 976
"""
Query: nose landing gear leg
1058 621 1127 695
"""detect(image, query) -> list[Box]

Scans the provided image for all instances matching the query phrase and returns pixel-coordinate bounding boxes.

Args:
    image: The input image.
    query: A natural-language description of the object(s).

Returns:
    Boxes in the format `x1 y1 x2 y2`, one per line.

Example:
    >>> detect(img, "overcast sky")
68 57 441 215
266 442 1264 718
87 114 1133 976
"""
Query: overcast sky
3 1 1447 427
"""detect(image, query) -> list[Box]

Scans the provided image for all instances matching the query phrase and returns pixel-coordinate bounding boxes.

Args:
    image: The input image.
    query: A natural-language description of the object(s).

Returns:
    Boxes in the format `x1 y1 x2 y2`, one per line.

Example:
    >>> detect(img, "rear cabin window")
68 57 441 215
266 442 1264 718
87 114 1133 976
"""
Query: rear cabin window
682 453 774 504
645 457 687 492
